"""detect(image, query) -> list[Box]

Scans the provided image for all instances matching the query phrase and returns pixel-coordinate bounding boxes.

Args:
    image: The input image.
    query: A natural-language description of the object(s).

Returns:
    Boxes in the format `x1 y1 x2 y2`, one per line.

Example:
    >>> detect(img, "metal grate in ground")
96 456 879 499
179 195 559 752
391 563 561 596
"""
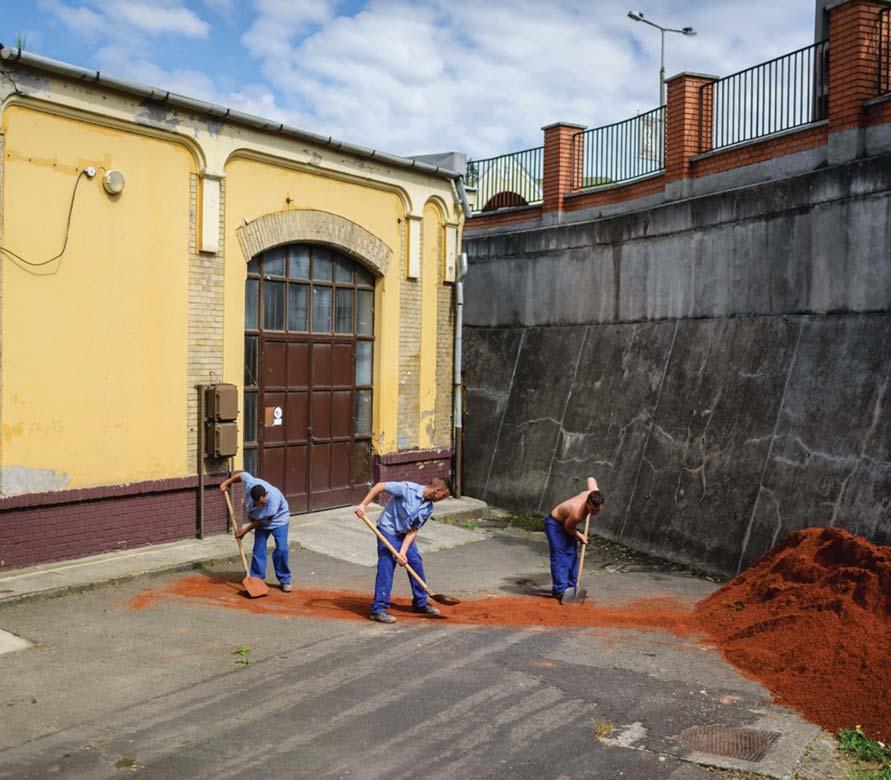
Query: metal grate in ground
678 724 782 763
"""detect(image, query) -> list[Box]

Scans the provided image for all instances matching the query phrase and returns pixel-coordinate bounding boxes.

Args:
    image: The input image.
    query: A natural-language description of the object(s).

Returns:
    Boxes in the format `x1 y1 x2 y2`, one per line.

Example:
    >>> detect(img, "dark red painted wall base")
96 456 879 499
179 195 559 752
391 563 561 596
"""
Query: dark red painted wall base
0 475 242 571
373 449 452 488
0 449 453 571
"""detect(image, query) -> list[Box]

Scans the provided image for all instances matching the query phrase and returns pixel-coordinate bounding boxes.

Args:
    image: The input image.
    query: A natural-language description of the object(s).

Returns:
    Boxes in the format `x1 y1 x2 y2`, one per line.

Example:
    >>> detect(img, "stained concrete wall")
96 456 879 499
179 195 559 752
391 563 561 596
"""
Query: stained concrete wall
463 153 891 576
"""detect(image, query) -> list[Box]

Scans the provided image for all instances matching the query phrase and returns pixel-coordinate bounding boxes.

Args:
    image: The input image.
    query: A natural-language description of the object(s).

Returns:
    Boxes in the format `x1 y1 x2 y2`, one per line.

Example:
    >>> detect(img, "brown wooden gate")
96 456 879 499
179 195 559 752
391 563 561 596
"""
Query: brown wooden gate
243 244 374 512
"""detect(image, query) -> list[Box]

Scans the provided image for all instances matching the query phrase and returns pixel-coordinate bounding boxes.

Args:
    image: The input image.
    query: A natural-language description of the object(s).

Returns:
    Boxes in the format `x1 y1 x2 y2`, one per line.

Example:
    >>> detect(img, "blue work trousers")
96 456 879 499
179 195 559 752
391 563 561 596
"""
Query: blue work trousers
371 528 428 613
250 524 292 585
545 516 578 597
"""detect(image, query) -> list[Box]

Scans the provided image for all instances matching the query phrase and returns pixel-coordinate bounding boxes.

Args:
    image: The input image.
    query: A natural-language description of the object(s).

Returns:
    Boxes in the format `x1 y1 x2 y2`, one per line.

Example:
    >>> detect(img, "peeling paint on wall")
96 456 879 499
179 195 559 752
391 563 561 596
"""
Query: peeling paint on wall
0 466 70 496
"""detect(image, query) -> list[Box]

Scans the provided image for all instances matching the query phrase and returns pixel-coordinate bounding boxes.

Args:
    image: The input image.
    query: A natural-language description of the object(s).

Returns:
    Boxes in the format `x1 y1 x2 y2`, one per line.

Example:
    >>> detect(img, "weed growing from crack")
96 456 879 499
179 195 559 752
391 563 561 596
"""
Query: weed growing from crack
233 645 252 665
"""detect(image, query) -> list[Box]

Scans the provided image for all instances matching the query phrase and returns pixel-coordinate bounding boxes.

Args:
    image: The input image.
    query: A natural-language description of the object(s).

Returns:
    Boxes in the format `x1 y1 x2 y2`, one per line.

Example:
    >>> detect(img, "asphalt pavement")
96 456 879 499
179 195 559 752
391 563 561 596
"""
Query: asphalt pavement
0 526 843 780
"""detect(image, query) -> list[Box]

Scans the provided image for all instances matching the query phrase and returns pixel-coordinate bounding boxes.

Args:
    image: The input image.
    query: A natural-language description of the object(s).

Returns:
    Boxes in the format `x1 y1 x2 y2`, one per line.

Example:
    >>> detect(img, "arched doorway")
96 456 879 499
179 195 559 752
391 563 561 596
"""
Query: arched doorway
243 243 374 512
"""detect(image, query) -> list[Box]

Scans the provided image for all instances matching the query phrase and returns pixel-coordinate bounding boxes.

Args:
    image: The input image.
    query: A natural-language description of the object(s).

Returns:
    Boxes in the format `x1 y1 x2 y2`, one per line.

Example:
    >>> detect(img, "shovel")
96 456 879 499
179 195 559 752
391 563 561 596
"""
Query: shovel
561 513 591 605
358 514 461 606
224 491 269 599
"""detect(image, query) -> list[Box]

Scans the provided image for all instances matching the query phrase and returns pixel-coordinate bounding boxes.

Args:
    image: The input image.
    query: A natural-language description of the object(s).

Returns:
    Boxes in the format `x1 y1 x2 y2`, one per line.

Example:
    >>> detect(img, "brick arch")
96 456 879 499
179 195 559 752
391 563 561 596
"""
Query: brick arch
235 209 392 277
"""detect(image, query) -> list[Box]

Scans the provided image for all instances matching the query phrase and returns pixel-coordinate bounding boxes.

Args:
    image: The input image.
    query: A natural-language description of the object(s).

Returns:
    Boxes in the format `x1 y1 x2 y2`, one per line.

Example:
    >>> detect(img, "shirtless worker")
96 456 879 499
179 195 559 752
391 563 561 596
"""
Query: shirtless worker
545 476 604 602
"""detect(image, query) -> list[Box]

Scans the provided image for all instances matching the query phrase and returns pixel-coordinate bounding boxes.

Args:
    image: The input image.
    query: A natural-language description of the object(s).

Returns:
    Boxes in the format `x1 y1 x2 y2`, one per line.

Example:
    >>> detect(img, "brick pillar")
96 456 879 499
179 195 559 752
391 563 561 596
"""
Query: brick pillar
541 122 585 214
664 72 718 185
826 0 888 160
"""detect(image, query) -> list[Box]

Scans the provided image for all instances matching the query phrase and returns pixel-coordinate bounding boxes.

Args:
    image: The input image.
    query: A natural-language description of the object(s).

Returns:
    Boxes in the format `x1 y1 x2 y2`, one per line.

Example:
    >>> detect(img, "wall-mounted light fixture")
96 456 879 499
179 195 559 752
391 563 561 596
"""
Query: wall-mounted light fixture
103 170 125 195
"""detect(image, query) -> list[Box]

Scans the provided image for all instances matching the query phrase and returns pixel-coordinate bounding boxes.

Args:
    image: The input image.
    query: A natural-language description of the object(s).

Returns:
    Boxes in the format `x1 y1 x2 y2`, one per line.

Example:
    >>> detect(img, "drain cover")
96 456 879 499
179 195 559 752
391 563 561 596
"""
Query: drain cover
678 725 781 763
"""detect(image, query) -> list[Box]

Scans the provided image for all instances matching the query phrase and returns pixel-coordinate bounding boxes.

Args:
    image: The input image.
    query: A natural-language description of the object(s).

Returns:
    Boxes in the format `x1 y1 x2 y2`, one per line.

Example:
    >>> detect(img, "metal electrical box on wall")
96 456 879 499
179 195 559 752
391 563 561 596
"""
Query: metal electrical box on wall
206 421 238 458
203 383 238 457
205 384 238 421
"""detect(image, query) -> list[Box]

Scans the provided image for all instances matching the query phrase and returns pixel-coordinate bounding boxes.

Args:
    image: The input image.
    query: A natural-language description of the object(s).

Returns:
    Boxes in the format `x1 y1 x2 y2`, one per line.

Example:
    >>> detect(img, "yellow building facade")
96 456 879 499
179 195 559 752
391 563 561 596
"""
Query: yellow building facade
0 49 465 568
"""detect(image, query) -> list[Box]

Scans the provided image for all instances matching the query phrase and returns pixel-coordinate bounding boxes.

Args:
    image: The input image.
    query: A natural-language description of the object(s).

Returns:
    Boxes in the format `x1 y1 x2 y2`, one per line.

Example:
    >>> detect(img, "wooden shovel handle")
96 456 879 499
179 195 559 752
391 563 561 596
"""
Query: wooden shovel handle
358 513 432 595
576 513 591 585
224 490 251 578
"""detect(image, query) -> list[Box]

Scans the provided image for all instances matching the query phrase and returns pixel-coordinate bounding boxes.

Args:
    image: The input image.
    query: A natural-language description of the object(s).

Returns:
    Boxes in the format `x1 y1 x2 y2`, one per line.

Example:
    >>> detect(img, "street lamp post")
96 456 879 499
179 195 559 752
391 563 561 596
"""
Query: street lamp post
627 11 697 105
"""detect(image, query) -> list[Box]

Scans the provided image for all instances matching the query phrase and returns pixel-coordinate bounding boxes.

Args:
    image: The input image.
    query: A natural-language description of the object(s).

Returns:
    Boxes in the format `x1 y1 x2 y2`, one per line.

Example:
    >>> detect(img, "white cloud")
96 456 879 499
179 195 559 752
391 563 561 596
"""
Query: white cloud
113 2 209 38
41 0 209 40
36 0 820 159
235 0 817 157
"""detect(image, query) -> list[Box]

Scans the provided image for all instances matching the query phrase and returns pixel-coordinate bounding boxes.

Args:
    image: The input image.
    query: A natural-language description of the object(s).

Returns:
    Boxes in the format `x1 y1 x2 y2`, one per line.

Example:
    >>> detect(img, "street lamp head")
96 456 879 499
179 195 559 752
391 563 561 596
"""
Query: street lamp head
682 26 697 36
628 11 643 21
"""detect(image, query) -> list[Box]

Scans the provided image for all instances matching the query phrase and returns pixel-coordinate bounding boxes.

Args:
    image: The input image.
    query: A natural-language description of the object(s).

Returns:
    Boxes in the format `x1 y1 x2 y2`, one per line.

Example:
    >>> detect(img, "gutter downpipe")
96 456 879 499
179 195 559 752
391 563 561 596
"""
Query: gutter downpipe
453 178 472 498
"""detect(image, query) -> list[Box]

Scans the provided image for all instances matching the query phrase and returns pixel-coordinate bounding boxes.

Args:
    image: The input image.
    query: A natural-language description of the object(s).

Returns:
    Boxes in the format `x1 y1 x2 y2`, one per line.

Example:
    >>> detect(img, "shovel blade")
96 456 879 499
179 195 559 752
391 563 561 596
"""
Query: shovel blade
561 586 588 606
431 593 461 606
242 576 269 598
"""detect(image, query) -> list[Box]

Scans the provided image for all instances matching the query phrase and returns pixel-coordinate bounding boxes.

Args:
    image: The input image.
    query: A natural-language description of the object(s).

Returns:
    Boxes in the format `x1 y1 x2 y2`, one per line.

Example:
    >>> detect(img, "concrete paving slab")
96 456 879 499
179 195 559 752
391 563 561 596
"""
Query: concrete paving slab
0 627 31 654
293 516 486 567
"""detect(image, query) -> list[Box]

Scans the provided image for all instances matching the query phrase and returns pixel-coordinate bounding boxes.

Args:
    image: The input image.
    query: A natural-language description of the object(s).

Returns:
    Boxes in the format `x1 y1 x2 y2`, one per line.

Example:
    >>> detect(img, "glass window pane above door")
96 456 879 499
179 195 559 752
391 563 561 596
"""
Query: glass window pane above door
263 247 286 276
263 281 285 330
312 248 333 281
288 284 309 332
247 256 260 274
355 341 372 385
334 288 353 334
356 289 373 335
245 279 259 330
335 255 353 283
289 246 310 279
355 265 374 287
311 285 332 332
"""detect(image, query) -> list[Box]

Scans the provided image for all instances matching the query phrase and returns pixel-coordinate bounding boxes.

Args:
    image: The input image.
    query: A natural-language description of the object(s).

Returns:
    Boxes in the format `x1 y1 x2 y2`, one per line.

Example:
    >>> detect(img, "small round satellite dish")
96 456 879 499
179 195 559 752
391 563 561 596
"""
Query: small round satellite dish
103 170 125 195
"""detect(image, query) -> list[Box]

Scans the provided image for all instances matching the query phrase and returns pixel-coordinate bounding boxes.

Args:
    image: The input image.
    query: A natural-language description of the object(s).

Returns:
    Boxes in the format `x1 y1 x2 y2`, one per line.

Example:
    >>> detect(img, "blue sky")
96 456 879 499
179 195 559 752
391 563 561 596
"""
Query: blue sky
4 1 818 159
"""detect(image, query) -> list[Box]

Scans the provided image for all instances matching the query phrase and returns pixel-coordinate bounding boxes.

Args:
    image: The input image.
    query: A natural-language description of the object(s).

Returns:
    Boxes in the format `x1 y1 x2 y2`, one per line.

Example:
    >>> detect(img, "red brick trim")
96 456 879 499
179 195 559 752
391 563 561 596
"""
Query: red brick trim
372 450 452 490
691 123 829 177
563 174 666 213
466 204 543 231
377 449 451 466
865 94 891 125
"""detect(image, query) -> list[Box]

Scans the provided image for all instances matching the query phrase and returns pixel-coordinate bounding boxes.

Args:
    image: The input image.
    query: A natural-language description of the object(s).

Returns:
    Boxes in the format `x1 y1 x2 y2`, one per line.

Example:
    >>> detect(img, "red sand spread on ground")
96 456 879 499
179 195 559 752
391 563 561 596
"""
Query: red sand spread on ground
129 574 698 635
129 526 891 740
695 527 891 742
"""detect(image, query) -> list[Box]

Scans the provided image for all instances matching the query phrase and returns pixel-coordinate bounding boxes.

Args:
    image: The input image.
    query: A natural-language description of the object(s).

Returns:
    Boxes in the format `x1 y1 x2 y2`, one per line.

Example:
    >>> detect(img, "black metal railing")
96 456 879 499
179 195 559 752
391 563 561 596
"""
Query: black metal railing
701 40 829 152
466 146 543 213
572 106 665 190
880 7 891 96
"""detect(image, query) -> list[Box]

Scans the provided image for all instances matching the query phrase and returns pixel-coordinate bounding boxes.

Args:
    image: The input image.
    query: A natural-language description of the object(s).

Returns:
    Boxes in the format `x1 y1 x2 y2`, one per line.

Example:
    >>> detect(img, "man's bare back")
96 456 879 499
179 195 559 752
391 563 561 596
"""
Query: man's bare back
550 477 602 543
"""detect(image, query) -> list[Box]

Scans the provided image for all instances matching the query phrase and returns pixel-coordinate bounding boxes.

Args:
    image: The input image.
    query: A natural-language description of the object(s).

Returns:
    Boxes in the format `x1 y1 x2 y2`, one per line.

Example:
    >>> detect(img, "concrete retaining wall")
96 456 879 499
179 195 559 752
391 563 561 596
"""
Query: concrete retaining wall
462 154 891 576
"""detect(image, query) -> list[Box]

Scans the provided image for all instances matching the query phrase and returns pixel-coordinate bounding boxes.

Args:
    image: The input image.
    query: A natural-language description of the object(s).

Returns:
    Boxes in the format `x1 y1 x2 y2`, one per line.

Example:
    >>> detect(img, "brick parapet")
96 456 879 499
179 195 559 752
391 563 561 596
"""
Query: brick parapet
541 123 585 213
563 173 666 213
464 3 890 232
828 0 889 131
691 123 829 177
665 73 717 182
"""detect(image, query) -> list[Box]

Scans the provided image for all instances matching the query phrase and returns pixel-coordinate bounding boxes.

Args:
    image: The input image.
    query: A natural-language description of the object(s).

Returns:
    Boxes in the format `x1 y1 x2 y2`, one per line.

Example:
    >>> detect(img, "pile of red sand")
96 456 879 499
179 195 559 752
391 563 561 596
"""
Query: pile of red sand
130 574 699 635
695 527 891 741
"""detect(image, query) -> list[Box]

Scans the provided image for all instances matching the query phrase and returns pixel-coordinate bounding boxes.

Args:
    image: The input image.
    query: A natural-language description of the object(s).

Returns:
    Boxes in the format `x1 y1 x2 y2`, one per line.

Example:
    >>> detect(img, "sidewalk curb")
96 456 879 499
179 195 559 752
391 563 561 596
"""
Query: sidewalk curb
0 550 245 609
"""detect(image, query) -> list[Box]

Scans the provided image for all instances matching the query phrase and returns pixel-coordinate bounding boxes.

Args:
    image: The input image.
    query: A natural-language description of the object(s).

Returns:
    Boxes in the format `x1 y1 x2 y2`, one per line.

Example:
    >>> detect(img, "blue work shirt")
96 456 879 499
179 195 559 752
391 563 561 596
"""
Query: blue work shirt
377 481 433 535
240 472 290 529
